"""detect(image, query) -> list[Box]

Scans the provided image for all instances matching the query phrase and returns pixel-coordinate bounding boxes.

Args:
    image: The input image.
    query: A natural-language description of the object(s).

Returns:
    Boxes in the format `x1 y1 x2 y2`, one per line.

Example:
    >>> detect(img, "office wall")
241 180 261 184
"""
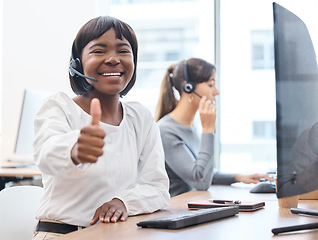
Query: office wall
1 0 100 159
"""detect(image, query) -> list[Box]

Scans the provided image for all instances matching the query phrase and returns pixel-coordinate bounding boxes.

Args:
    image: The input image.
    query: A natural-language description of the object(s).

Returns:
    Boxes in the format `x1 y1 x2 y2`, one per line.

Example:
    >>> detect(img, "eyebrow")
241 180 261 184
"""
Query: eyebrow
89 43 131 50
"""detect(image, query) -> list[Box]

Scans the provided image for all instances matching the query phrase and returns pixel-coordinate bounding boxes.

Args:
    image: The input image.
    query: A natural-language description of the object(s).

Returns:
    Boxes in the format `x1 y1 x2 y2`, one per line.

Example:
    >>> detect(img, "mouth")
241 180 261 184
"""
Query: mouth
99 72 123 77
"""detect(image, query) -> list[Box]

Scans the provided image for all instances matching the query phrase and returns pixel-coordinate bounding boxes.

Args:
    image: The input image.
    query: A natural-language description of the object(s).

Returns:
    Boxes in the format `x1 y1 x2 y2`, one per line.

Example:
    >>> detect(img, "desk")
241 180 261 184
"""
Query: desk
58 185 318 240
0 161 41 190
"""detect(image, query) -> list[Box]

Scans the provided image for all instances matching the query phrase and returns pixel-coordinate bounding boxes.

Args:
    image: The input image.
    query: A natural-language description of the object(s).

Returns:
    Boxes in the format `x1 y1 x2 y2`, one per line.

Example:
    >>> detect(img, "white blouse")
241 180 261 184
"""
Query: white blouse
33 92 170 227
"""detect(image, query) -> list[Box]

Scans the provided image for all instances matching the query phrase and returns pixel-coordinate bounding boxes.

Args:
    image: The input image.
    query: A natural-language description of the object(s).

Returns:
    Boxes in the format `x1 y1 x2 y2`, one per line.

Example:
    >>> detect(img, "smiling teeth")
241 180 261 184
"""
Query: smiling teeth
102 73 121 76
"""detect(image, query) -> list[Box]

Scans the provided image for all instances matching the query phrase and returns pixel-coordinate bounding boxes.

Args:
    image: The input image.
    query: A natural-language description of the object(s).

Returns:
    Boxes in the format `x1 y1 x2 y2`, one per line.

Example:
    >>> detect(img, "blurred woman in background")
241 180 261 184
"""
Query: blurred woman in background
155 58 272 197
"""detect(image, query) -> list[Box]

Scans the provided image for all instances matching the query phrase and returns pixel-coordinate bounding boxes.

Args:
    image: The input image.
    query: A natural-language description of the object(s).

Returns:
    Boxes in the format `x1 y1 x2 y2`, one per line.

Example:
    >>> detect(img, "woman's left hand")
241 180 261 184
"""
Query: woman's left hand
199 96 217 133
90 198 128 225
235 173 274 184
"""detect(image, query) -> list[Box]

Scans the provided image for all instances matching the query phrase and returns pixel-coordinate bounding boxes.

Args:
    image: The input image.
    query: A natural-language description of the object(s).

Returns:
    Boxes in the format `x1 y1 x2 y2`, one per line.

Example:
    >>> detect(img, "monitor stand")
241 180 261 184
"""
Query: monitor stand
278 195 299 208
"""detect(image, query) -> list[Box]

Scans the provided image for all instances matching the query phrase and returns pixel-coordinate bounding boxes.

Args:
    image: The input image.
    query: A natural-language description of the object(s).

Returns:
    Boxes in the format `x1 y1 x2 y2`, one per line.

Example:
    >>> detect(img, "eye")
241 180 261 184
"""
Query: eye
91 49 104 54
118 48 131 54
207 82 214 88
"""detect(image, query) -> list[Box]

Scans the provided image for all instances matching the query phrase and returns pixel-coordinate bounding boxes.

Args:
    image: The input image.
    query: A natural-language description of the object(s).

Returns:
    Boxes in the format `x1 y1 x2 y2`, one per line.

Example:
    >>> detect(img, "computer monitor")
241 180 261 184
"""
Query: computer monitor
11 88 54 162
273 2 318 198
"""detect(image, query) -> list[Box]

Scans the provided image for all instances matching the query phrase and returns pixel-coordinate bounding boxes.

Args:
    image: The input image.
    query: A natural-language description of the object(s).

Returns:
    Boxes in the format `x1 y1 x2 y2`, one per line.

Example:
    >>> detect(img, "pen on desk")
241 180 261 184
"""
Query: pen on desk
290 208 318 216
272 222 318 235
209 200 241 204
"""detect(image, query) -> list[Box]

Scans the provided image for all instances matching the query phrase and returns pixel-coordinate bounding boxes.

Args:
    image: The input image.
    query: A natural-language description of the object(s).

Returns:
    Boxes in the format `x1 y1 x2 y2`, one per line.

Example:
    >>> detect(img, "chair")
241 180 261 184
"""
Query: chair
0 185 43 240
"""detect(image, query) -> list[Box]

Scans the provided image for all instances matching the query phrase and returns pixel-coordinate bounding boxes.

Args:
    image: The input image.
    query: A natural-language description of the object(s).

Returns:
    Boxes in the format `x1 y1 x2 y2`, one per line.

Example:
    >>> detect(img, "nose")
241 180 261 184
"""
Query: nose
214 87 220 96
105 56 120 65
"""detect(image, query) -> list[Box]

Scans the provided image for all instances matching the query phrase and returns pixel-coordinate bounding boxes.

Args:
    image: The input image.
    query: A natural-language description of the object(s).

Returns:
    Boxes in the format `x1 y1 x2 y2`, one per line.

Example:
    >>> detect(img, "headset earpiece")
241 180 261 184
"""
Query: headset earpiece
69 58 83 77
69 57 98 82
182 60 195 93
182 59 203 98
183 82 194 93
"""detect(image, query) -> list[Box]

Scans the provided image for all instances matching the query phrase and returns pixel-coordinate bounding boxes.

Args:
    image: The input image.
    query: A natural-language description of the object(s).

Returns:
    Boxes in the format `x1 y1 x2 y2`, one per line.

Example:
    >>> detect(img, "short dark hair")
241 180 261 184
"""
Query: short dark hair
69 16 138 96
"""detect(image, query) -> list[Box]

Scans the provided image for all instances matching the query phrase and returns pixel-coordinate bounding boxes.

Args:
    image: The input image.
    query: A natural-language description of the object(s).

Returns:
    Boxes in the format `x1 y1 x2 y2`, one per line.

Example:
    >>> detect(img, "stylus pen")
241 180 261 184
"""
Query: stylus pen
290 208 318 216
272 222 318 235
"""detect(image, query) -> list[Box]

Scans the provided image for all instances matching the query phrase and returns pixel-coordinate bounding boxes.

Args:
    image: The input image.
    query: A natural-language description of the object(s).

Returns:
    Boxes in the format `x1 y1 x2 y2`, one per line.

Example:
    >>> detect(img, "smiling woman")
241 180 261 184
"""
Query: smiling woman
31 15 170 239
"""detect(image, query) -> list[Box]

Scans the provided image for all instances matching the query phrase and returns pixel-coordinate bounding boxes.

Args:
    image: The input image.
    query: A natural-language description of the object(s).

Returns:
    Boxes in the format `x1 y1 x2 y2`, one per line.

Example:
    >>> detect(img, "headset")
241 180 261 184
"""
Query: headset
69 43 98 82
182 60 202 98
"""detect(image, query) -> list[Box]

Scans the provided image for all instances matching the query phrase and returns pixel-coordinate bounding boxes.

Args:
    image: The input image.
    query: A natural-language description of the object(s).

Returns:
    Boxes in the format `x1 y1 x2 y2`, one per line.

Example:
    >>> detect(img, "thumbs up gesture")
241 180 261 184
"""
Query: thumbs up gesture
90 98 102 126
71 98 106 164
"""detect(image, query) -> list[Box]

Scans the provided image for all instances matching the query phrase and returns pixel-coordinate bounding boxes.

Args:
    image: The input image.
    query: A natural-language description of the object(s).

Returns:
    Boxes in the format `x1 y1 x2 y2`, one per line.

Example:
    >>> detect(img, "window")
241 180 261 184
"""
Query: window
251 30 274 70
253 121 276 139
219 0 277 173
134 26 199 90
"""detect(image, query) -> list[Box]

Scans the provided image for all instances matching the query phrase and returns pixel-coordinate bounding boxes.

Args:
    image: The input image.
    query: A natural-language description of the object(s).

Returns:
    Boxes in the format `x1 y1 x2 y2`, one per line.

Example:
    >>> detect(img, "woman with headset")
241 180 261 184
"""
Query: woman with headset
32 16 169 239
155 58 272 197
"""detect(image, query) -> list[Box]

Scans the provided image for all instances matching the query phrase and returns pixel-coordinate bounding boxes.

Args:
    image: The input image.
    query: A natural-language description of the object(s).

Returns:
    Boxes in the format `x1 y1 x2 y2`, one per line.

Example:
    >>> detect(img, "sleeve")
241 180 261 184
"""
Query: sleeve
163 128 215 191
33 97 88 178
212 171 237 185
114 113 170 215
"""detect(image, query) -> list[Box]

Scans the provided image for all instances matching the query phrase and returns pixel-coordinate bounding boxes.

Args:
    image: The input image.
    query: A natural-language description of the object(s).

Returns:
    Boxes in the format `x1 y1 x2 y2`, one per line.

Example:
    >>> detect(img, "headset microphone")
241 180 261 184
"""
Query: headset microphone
193 91 202 98
69 58 98 82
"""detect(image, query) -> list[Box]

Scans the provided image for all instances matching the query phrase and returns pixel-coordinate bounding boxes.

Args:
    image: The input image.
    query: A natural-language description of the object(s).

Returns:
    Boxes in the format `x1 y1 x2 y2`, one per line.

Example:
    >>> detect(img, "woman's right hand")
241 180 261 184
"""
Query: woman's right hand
71 98 106 164
90 198 128 225
199 96 217 133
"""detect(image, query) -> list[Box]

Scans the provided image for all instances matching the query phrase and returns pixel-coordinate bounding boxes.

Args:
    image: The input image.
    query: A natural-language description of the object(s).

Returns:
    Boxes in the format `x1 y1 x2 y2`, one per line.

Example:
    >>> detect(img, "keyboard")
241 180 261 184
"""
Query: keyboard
136 206 239 230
